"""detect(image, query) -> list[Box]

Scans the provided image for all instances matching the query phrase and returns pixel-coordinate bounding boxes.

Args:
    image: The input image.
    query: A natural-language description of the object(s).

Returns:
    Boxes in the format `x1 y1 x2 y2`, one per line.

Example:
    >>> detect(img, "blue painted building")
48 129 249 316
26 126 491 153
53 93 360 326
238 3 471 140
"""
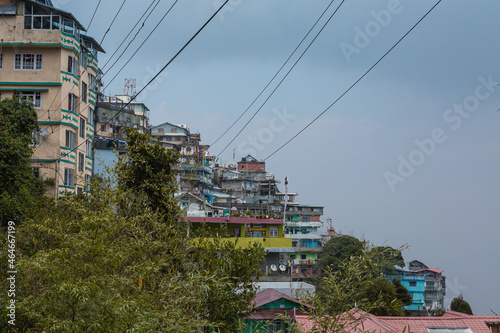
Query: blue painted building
388 269 426 312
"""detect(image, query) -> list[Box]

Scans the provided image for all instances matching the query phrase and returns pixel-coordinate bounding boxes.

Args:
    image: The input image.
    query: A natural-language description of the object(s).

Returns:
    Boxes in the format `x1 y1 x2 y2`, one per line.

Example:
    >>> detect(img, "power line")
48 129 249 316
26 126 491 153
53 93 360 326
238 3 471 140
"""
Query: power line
86 0 102 32
210 0 337 148
99 0 128 45
264 0 443 162
101 0 159 71
216 0 347 157
55 0 230 164
103 0 180 91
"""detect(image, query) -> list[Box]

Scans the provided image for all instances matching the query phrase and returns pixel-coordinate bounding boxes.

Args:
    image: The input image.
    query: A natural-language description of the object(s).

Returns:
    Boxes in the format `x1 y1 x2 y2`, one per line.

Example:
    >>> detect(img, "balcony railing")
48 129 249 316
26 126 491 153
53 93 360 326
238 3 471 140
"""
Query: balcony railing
192 237 292 249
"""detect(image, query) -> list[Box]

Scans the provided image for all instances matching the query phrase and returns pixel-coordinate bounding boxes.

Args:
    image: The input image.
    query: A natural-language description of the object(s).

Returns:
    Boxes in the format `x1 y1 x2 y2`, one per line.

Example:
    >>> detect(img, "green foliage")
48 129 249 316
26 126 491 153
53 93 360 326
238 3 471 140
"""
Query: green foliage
450 294 473 315
0 129 266 332
392 278 413 306
305 245 407 332
0 97 45 226
370 246 405 274
319 236 363 272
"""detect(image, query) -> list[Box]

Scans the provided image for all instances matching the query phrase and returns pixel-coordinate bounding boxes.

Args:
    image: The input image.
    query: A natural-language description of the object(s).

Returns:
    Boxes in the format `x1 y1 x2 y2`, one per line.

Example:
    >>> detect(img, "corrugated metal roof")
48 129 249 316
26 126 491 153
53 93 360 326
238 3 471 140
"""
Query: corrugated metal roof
0 5 17 15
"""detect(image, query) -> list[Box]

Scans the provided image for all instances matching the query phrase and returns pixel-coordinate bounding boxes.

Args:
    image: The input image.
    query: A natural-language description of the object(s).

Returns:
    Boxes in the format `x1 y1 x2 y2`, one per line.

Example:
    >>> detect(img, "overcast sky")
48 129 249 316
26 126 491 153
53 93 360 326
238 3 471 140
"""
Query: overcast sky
61 0 500 314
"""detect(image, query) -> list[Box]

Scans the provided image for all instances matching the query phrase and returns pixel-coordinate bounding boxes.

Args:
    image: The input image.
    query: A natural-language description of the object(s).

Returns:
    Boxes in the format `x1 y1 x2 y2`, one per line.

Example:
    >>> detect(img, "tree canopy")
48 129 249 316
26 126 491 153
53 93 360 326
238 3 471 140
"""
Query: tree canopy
0 97 45 226
0 128 266 332
451 294 473 315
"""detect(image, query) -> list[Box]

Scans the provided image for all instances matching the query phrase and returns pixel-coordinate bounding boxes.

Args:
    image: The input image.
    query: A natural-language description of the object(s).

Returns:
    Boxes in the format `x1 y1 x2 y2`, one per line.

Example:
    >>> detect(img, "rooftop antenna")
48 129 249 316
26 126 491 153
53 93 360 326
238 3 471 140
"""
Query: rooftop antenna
326 217 333 229
123 78 137 98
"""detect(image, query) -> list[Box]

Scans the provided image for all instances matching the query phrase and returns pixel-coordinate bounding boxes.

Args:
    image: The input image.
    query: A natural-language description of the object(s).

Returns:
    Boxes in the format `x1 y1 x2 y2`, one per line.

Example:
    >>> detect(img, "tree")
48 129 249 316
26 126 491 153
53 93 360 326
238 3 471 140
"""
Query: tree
392 278 413 307
304 245 407 332
319 236 364 272
0 96 45 226
451 294 473 315
0 129 266 332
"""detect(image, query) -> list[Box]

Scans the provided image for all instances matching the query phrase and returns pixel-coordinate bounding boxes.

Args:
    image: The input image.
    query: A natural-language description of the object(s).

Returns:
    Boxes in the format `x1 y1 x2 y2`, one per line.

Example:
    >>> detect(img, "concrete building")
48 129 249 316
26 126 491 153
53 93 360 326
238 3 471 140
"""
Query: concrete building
95 93 150 139
408 260 446 311
0 0 104 196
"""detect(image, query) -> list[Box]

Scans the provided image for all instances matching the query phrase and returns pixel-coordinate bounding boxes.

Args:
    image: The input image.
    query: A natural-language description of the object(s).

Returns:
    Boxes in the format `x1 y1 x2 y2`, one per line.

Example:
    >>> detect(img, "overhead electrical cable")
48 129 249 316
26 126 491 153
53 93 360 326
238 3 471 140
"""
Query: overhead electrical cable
216 0 347 157
103 0 179 90
55 0 230 164
86 0 102 32
99 0 128 45
210 0 337 148
263 0 443 161
101 0 160 71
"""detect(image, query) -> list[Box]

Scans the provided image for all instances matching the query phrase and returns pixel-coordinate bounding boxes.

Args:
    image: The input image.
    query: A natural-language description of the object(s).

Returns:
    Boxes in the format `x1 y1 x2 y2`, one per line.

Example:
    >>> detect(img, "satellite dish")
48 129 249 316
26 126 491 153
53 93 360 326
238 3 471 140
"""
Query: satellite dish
279 265 286 272
270 264 277 272
40 128 49 136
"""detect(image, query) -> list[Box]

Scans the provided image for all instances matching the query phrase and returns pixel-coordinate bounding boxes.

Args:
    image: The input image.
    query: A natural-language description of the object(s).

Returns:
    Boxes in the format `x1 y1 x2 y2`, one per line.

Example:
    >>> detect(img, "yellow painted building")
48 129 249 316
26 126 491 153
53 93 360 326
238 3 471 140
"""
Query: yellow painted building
0 0 104 196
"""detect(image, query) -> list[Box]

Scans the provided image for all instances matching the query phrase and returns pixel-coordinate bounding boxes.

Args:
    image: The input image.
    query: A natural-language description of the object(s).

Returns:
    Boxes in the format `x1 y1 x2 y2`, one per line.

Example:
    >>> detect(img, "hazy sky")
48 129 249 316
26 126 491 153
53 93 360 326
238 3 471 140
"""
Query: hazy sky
60 0 500 313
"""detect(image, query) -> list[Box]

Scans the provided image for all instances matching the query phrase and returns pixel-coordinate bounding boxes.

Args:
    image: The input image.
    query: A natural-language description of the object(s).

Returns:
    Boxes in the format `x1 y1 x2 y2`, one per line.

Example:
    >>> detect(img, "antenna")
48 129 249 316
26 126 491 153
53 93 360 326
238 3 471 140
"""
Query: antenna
270 264 277 272
123 78 137 96
279 264 286 272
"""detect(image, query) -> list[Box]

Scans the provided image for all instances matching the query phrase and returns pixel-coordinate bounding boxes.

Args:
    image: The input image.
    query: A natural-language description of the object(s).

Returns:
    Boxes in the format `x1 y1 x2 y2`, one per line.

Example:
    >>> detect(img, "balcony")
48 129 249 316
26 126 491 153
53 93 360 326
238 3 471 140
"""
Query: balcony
284 221 322 228
293 246 323 253
192 237 292 250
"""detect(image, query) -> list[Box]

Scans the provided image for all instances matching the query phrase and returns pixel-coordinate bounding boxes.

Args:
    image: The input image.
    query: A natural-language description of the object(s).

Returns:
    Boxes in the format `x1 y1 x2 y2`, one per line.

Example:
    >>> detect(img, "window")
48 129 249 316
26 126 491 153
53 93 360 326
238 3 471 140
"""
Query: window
85 174 91 192
20 92 42 108
76 187 83 194
300 255 307 260
64 168 74 187
290 255 296 260
24 3 60 30
68 93 77 112
88 73 97 90
86 141 92 157
15 53 43 70
67 56 78 75
79 118 85 138
302 215 310 222
0 53 3 69
31 130 41 146
409 281 417 287
81 82 87 102
79 52 88 70
101 124 106 132
171 128 177 133
158 128 164 133
78 152 84 172
270 226 278 237
88 107 94 124
65 130 75 149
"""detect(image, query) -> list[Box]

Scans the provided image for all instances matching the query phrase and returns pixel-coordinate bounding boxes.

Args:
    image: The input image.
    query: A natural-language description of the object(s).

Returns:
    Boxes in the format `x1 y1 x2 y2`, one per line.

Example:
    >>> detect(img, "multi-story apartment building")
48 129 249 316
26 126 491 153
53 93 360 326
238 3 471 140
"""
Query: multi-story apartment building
408 260 446 311
95 93 150 139
0 0 104 196
388 260 446 314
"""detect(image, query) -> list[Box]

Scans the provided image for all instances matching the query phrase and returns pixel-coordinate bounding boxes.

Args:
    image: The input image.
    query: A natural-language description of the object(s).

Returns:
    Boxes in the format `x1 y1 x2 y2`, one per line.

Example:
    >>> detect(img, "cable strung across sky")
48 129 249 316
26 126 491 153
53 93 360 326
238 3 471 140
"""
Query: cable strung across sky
264 0 443 162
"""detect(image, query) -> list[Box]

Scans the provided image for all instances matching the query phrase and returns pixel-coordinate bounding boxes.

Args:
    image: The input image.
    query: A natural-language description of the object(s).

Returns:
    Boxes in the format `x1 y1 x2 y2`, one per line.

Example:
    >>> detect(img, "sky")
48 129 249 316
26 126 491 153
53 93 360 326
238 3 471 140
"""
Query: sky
59 0 500 314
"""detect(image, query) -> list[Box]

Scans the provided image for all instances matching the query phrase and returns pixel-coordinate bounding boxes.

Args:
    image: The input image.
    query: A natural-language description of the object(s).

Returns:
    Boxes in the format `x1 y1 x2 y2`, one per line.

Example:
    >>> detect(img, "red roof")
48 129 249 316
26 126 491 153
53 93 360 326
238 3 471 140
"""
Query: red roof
253 289 302 308
186 217 283 224
248 289 306 320
295 311 500 333
416 267 444 274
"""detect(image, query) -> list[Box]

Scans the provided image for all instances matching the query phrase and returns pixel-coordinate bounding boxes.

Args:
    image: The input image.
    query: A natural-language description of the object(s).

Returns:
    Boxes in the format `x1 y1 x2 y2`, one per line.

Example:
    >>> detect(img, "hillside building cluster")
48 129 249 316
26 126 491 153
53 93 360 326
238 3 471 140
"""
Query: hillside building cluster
1 0 451 323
